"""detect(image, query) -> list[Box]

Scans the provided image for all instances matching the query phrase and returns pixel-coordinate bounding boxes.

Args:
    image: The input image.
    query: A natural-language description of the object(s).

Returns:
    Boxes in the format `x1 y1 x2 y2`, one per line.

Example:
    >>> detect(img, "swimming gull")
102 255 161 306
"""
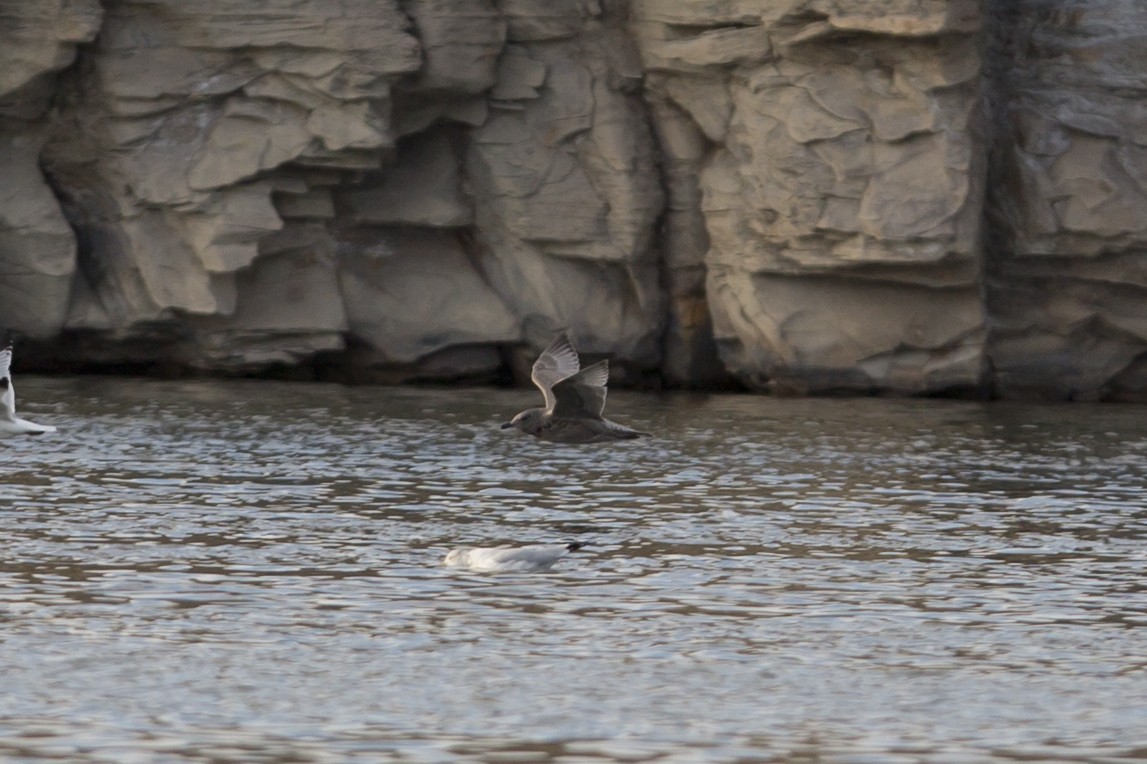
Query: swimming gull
501 332 650 444
0 345 57 437
443 542 585 572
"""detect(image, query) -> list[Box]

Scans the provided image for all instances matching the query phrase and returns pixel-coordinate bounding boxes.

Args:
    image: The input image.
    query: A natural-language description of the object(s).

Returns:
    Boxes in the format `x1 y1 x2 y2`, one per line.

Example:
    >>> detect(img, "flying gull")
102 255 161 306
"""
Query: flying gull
501 332 650 444
0 345 57 437
443 542 585 572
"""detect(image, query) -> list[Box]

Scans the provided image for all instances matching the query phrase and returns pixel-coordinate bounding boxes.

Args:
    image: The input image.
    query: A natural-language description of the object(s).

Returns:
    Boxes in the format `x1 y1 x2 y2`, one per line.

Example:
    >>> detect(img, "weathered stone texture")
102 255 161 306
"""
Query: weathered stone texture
338 130 472 227
1 0 671 382
0 133 78 339
634 0 986 394
40 0 422 368
466 10 666 371
338 227 519 364
0 0 102 114
986 0 1147 400
190 223 348 370
5 0 1147 397
0 0 102 338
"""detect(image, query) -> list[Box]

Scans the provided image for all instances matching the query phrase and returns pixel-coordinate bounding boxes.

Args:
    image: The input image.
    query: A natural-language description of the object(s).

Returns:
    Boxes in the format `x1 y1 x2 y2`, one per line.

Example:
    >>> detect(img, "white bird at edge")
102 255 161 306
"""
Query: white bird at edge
0 345 57 437
500 332 650 444
443 542 586 572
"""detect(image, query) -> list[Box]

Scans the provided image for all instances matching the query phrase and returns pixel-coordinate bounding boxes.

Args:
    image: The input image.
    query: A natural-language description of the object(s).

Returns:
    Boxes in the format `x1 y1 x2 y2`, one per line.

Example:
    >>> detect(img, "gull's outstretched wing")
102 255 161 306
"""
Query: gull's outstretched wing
0 346 16 422
552 359 609 419
531 332 581 409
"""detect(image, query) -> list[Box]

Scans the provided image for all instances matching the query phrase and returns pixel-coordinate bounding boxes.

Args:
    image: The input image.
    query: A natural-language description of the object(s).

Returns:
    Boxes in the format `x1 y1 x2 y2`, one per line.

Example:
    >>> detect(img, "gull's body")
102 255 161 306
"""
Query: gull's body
501 333 650 444
0 346 56 438
443 542 585 572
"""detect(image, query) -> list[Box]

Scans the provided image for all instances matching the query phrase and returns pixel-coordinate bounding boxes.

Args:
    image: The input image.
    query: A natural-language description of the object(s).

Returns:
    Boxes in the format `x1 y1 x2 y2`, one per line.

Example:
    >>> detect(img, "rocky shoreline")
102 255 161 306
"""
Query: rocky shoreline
3 1 1146 400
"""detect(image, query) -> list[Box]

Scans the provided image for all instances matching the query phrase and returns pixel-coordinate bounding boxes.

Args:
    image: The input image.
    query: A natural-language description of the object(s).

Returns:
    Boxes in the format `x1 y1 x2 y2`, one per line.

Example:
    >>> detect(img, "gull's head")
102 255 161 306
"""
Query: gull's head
501 408 545 435
443 548 471 567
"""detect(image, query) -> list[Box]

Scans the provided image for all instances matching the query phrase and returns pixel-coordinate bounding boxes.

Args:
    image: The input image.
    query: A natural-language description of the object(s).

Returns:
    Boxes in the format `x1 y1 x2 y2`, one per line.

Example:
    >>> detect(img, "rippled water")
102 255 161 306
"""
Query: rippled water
2 376 1146 762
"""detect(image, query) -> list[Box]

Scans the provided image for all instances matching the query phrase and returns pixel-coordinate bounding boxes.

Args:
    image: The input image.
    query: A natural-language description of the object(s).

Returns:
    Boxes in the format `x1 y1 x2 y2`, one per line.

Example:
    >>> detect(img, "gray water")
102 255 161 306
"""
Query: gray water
2 376 1146 763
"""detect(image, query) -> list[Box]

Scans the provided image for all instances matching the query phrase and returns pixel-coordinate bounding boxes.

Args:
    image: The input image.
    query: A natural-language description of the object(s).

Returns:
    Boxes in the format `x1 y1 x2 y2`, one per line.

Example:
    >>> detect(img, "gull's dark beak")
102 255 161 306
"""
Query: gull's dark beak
500 422 514 429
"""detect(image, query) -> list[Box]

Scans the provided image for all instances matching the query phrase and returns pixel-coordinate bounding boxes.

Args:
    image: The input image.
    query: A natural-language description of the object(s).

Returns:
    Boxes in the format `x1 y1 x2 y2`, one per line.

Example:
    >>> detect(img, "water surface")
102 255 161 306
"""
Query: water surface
2 377 1145 762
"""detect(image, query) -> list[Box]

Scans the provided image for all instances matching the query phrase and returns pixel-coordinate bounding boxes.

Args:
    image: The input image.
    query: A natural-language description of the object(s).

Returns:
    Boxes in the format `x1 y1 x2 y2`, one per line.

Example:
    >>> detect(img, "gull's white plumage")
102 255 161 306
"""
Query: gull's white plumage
0 345 57 438
443 542 585 572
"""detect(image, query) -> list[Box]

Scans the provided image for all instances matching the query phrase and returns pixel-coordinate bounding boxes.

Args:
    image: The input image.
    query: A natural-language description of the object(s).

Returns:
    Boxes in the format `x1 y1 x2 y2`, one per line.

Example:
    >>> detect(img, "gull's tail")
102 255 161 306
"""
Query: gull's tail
566 542 586 552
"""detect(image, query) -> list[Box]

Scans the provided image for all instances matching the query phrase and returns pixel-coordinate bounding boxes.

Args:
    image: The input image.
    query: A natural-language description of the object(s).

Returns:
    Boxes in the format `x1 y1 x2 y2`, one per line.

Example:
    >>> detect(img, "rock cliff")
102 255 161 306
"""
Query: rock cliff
986 0 1147 401
0 0 1144 399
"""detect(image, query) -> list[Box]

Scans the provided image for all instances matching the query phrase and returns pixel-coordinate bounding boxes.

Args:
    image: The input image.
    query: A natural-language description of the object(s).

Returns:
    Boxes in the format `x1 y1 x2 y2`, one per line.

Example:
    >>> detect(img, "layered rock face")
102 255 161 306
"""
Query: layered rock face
986 0 1147 401
635 0 985 395
1 0 1146 397
6 0 664 382
0 0 102 339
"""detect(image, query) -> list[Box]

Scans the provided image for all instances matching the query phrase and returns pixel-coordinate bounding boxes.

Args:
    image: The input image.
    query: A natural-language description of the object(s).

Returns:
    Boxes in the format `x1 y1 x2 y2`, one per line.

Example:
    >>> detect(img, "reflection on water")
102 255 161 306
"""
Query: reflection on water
1 376 1145 762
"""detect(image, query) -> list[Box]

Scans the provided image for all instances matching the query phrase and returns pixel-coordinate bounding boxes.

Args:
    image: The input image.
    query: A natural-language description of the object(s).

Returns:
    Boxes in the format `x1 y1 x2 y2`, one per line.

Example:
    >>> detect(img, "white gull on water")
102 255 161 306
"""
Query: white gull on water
0 345 57 437
443 543 585 572
501 332 650 444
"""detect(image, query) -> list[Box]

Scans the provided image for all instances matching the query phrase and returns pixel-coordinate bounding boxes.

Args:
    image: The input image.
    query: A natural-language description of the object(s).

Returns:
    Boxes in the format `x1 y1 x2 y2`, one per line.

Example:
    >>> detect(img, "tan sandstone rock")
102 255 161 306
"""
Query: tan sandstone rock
987 0 1147 400
0 1 101 338
36 0 420 366
466 10 665 371
0 134 77 338
0 0 102 114
338 227 520 366
337 129 472 227
7 0 1147 398
634 0 987 395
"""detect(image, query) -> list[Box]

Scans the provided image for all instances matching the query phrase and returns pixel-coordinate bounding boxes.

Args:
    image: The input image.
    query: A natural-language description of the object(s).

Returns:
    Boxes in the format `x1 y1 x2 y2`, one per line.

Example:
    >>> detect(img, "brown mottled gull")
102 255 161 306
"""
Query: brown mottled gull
500 332 650 444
